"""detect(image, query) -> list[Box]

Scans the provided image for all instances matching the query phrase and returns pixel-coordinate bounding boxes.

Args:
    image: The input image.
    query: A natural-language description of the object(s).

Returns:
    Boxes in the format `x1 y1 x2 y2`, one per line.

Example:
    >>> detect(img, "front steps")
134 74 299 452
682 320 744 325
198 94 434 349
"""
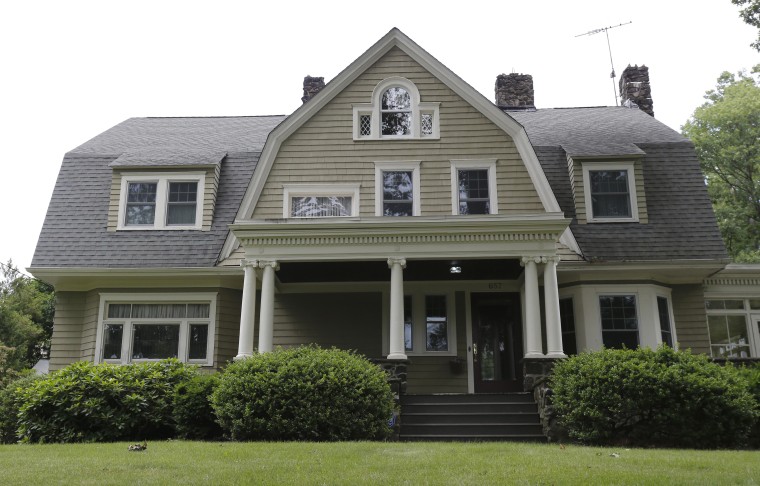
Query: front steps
400 393 546 442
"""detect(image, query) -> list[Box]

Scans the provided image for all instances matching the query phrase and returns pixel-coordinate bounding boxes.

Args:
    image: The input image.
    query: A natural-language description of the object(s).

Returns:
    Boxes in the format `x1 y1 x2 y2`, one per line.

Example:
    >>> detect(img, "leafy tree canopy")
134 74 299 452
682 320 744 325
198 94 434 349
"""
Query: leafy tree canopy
682 66 760 262
0 261 54 380
732 0 760 51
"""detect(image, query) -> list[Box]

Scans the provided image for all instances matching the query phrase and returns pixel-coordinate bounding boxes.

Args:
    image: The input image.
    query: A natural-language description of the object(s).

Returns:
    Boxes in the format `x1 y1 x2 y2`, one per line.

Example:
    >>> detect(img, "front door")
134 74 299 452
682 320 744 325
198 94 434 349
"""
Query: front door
471 292 523 392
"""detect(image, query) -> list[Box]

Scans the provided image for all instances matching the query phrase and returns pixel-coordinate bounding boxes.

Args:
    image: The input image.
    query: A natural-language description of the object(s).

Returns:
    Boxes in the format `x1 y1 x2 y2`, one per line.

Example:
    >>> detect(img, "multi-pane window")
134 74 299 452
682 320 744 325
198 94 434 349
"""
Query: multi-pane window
589 170 632 218
599 295 639 349
291 196 352 217
125 182 157 225
100 300 213 364
421 113 434 136
458 169 490 215
705 299 754 358
359 114 372 137
425 295 448 352
381 87 412 136
657 296 674 347
559 298 577 355
167 182 198 225
382 171 414 216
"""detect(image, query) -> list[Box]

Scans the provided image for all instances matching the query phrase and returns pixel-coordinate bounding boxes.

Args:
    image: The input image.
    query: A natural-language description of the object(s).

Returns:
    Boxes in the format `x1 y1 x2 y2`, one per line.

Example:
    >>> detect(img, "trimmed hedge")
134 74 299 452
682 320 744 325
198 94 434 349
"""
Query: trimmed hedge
0 372 41 444
211 346 394 441
735 363 760 447
551 347 759 448
173 373 222 440
18 359 197 443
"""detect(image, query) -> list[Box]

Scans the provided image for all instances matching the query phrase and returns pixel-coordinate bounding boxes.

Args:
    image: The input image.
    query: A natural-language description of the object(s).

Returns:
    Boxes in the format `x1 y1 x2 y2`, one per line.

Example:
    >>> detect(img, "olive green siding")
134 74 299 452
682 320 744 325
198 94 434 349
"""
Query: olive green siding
405 291 469 394
572 158 648 224
214 287 243 368
252 47 544 219
271 293 382 357
107 167 219 232
672 284 710 354
49 290 99 371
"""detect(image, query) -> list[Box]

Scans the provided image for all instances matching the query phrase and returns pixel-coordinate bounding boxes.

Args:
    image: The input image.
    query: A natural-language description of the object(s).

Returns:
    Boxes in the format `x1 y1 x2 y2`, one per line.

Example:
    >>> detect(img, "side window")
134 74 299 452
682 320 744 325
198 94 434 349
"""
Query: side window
559 297 577 355
656 296 674 347
375 162 420 216
599 295 639 349
705 299 752 357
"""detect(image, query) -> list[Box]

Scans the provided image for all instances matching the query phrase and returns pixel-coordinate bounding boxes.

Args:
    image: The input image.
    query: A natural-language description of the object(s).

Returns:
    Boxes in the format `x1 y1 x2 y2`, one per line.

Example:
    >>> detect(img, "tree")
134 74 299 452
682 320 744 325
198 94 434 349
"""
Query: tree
682 66 760 262
732 0 760 51
0 261 54 375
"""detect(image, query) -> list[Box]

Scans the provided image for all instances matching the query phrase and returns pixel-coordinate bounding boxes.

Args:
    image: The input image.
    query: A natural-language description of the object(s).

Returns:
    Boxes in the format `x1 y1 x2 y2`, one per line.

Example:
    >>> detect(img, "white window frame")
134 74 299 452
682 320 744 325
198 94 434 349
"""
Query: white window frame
353 76 440 141
117 173 205 230
282 183 360 218
450 159 498 215
582 162 639 223
704 297 760 358
94 292 217 366
374 161 421 216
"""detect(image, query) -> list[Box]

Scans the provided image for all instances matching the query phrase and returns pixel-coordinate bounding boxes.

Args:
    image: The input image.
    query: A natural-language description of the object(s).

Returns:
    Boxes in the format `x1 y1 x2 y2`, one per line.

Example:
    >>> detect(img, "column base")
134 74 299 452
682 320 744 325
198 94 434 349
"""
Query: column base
546 352 567 359
523 352 545 359
386 353 408 360
233 353 254 361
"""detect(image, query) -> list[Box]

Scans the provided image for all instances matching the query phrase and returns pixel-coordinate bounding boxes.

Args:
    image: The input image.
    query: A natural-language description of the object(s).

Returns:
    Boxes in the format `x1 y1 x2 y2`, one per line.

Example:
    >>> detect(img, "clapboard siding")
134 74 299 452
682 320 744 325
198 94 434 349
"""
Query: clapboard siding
49 290 98 371
272 293 382 357
671 284 710 354
214 287 243 368
252 47 544 219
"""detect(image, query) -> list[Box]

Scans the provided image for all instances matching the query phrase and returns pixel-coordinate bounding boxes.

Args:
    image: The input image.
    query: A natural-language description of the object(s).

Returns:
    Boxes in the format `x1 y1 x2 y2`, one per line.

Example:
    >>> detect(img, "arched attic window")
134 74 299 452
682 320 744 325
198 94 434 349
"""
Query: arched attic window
353 77 440 140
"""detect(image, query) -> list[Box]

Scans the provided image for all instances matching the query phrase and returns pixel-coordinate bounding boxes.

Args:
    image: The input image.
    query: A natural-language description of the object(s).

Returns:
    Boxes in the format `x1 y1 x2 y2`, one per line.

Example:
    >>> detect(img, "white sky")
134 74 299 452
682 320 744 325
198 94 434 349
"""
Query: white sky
1 0 757 273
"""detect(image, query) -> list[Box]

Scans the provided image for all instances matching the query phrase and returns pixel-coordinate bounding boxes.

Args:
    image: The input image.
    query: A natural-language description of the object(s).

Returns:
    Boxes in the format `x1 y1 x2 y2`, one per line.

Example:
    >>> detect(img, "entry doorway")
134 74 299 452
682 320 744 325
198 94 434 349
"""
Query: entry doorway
471 292 523 392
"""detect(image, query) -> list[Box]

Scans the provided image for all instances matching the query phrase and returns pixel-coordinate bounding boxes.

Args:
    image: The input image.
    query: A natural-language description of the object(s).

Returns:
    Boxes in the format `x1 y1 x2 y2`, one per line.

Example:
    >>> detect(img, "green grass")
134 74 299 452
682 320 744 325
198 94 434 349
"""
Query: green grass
0 441 758 485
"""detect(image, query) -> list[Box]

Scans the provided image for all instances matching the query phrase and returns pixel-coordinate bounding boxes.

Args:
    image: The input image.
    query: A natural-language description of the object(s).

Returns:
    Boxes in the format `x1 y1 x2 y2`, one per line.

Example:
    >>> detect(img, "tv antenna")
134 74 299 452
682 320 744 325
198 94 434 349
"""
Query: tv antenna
575 21 632 106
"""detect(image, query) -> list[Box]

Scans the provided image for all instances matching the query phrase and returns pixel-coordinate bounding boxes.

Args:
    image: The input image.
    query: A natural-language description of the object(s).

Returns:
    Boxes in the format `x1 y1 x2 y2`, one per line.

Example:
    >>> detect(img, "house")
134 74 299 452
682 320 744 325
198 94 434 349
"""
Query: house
30 29 760 402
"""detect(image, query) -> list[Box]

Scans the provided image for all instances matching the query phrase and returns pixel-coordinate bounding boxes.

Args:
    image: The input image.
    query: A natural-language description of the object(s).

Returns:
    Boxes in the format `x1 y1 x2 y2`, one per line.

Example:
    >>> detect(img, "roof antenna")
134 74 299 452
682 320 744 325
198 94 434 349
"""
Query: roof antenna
575 21 632 106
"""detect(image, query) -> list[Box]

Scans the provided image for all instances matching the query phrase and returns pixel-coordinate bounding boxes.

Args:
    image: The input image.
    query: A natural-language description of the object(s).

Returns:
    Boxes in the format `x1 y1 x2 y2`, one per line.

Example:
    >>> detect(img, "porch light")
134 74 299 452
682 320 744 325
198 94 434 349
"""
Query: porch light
449 266 462 274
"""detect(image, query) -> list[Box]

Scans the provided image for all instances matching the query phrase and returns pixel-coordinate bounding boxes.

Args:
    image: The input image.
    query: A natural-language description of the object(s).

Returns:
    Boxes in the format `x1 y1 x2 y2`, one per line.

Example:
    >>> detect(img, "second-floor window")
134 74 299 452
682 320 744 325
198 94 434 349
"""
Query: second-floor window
283 184 359 218
582 162 639 222
375 161 420 216
451 160 498 215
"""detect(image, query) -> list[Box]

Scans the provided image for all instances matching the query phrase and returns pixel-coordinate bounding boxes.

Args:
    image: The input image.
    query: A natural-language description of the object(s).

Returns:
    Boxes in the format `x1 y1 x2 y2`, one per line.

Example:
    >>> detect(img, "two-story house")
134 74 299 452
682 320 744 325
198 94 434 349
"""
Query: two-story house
30 29 760 405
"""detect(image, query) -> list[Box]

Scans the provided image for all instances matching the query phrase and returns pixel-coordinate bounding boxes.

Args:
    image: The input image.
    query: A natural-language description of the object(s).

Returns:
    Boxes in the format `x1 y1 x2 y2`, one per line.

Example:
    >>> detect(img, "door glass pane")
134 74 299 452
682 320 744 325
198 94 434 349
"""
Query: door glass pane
102 324 123 360
188 324 208 360
425 295 448 351
132 324 180 359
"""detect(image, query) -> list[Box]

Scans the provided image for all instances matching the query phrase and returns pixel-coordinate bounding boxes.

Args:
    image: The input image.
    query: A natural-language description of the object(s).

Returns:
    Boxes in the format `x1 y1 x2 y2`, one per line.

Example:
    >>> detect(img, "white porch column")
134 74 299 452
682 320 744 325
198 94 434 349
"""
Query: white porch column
544 256 566 358
257 260 279 353
387 257 407 360
522 256 543 358
235 259 258 360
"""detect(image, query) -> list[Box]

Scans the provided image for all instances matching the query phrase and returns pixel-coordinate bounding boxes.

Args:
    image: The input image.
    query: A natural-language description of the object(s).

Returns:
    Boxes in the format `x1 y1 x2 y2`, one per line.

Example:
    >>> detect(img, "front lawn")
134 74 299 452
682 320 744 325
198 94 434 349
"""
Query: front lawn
1 441 758 485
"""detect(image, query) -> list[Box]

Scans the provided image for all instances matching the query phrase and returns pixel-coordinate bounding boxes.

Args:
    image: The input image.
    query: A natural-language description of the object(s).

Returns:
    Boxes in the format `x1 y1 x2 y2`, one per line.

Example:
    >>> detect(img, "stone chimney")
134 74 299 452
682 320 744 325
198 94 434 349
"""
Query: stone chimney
619 65 654 117
495 73 535 110
301 75 325 104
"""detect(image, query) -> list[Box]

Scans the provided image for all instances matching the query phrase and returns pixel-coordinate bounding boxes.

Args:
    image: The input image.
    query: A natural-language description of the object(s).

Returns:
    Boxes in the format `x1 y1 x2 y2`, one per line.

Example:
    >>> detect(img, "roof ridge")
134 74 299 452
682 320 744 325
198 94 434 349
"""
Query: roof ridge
141 115 287 120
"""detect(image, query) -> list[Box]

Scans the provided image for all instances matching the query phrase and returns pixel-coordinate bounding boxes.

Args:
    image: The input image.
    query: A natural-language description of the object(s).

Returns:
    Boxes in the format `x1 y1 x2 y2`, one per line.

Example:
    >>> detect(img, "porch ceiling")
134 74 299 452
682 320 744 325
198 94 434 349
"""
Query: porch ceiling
276 258 524 283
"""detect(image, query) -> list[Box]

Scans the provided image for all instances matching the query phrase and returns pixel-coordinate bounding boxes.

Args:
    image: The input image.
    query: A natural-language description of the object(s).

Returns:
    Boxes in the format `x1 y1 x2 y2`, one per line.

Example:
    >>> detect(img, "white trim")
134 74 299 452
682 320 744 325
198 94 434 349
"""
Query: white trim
221 28 563 262
282 183 360 218
581 162 639 223
450 159 498 215
353 76 440 140
117 172 205 230
94 292 217 366
374 161 422 216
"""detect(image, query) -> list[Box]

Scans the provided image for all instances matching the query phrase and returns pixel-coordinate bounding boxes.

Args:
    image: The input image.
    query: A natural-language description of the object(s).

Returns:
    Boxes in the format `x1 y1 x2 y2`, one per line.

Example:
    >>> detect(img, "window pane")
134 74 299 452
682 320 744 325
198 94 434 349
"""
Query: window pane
381 87 411 110
589 170 631 218
749 299 760 310
724 300 746 310
383 171 414 216
657 296 673 347
708 315 729 344
187 304 210 319
291 196 352 217
166 182 197 225
167 204 196 225
404 295 413 351
132 324 179 359
102 324 123 360
359 114 371 136
132 304 186 319
383 202 413 217
381 112 411 135
425 295 448 351
421 113 433 135
600 295 638 349
188 324 208 360
125 183 157 225
107 304 131 319
602 330 639 350
705 300 725 310
559 298 577 355
458 169 490 215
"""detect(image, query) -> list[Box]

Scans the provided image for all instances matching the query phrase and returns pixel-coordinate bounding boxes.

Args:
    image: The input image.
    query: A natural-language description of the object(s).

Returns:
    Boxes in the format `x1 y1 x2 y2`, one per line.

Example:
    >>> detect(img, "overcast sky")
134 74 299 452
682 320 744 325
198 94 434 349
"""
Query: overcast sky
1 0 757 273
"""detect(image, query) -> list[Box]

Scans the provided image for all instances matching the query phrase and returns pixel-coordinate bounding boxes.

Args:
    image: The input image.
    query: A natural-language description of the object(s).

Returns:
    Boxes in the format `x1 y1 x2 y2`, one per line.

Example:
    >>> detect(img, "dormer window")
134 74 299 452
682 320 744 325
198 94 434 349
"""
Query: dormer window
353 77 440 140
117 173 205 230
581 162 639 223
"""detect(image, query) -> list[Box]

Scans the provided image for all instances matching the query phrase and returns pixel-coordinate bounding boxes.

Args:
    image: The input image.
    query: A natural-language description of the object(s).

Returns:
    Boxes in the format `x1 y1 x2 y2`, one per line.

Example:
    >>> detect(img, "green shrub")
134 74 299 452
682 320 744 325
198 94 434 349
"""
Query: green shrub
0 372 41 444
173 373 222 440
734 363 760 447
18 359 197 443
211 347 394 441
550 347 759 448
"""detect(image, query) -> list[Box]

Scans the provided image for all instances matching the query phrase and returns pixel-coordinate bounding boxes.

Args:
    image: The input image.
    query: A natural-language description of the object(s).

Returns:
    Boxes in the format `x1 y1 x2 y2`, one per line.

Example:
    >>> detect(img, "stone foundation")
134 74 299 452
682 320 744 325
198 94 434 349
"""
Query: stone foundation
523 357 567 442
371 358 409 441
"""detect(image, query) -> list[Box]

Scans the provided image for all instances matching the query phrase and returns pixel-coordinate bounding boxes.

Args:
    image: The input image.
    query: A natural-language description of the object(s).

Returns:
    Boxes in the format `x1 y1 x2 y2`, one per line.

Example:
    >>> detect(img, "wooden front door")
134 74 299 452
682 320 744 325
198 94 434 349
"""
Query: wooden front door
471 292 523 392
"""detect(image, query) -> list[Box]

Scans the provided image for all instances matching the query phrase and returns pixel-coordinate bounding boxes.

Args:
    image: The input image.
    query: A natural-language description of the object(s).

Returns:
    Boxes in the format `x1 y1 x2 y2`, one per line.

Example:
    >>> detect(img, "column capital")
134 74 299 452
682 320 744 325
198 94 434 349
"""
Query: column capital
387 257 407 269
240 258 259 268
258 260 280 271
520 256 542 266
545 255 561 265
